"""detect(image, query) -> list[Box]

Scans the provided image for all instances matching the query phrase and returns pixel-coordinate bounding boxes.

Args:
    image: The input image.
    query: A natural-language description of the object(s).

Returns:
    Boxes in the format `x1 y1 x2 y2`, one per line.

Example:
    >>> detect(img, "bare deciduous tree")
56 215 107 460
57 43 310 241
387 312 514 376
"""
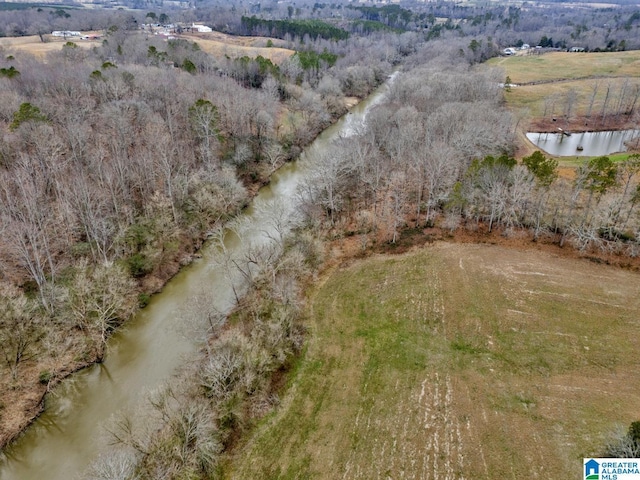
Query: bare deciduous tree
83 450 140 480
68 262 137 354
302 144 354 225
0 285 40 380
0 159 59 312
189 98 221 167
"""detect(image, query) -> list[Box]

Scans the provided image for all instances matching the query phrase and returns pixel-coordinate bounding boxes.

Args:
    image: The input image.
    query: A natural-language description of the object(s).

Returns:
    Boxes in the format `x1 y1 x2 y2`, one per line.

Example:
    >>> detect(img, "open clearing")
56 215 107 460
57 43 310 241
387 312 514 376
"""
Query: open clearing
180 32 295 64
488 50 640 84
0 34 97 57
226 243 640 479
0 31 295 63
489 51 640 124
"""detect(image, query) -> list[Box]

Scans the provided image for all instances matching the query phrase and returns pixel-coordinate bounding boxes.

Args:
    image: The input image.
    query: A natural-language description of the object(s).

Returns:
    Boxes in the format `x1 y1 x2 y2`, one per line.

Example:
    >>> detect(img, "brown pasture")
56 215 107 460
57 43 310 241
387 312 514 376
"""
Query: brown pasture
225 243 640 479
0 31 295 64
176 32 295 64
0 34 97 58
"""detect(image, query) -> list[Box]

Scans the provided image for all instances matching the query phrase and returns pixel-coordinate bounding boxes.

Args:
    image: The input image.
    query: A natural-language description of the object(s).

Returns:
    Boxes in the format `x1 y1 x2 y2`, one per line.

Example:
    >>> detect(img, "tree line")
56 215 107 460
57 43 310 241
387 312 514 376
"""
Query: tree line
240 16 349 41
540 79 640 129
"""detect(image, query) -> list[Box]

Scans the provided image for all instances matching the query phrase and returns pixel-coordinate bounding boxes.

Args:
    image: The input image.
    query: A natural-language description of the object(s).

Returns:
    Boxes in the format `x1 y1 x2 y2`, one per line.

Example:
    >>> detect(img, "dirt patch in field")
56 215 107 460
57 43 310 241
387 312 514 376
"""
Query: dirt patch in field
343 220 640 274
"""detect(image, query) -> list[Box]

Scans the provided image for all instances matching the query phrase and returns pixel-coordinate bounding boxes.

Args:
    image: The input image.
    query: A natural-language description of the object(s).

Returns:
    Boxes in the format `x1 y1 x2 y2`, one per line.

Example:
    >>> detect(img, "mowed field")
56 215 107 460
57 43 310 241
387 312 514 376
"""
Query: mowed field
0 31 295 63
486 51 640 121
226 243 640 479
0 34 98 57
180 32 295 64
488 50 640 84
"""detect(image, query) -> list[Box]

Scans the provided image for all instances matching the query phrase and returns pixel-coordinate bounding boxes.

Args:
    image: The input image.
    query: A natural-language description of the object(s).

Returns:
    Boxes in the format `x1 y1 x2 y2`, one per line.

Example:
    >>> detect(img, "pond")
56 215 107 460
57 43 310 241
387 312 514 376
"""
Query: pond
526 129 640 157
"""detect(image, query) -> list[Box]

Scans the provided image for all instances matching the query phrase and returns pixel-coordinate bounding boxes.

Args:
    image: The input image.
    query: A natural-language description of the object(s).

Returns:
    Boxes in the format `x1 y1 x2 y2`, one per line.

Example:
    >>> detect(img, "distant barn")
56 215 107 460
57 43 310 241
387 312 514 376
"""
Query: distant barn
51 31 81 37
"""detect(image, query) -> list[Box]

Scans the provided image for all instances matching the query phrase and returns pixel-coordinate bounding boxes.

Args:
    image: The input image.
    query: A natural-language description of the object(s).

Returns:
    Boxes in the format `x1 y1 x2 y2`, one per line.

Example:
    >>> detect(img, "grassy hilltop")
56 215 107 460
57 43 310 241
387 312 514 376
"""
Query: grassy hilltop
488 51 640 133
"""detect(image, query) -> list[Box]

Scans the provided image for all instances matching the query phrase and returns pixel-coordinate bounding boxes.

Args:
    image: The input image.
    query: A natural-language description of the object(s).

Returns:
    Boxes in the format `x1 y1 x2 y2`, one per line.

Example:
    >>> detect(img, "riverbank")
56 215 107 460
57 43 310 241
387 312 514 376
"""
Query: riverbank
0 227 208 448
0 81 384 457
528 113 640 135
517 114 640 159
0 67 399 480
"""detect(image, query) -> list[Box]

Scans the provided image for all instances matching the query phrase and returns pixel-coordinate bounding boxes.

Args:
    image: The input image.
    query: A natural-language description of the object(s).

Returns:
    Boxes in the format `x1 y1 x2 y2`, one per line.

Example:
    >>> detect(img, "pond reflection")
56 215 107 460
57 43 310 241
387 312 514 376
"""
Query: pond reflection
526 129 640 157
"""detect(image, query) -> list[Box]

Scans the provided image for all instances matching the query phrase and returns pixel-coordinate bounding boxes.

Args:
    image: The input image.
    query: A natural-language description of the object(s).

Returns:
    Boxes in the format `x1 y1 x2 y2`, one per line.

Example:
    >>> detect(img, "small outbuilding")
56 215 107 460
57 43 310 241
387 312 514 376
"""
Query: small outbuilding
192 23 212 33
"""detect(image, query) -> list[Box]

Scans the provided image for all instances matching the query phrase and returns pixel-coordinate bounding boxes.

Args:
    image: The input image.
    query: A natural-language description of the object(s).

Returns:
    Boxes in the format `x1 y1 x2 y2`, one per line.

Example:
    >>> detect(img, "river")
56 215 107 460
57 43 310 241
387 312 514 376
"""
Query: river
0 73 397 480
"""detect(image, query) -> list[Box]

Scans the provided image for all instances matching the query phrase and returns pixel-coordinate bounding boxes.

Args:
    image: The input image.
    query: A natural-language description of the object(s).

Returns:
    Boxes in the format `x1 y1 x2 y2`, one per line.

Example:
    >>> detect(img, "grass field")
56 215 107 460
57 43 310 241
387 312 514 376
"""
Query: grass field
506 76 640 120
0 34 97 57
488 51 640 157
556 151 639 170
181 32 295 64
225 243 640 479
490 52 640 122
488 51 640 84
0 31 295 63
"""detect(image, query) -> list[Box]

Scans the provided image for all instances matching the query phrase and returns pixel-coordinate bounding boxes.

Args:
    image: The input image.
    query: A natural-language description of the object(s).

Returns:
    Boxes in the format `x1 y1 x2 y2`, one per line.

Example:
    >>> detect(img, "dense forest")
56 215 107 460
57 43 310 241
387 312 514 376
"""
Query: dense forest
239 16 350 41
0 0 639 477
